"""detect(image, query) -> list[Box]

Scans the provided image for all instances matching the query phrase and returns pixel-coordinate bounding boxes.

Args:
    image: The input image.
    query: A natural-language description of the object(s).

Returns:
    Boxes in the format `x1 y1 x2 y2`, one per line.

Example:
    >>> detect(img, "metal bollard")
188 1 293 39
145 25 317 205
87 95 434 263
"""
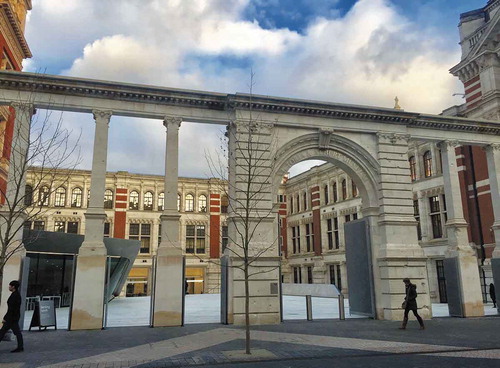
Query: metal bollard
306 295 313 321
338 294 345 320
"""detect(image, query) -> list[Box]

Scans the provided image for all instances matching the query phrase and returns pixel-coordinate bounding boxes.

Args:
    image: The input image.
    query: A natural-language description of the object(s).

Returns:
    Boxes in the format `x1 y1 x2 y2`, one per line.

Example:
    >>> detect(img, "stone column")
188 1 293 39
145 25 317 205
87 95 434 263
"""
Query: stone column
0 103 33 316
375 133 431 321
485 144 500 308
70 110 111 330
152 116 184 327
225 120 280 325
439 140 484 317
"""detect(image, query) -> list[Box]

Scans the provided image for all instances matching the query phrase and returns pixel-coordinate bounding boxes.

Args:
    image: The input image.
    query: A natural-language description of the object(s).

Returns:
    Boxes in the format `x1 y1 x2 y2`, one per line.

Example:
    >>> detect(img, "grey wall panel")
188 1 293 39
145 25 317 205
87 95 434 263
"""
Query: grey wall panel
444 257 464 317
220 255 229 324
344 218 375 317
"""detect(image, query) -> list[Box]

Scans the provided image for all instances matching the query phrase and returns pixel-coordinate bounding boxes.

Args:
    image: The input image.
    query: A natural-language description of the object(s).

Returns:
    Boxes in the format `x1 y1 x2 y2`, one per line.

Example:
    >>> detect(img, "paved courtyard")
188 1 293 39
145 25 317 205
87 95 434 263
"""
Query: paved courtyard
1 314 499 368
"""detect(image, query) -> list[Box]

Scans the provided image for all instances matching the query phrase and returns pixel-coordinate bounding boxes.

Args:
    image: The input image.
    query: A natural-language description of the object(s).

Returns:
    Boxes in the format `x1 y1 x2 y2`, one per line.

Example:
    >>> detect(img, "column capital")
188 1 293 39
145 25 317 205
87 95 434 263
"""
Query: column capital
437 140 460 150
163 116 182 129
484 143 500 152
10 101 35 115
92 109 112 123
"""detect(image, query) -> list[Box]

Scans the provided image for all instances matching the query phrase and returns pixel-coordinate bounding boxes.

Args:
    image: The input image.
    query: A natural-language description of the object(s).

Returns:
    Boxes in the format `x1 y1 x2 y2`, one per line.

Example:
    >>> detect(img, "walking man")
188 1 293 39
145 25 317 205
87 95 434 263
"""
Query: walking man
400 278 425 330
0 280 24 352
490 283 496 308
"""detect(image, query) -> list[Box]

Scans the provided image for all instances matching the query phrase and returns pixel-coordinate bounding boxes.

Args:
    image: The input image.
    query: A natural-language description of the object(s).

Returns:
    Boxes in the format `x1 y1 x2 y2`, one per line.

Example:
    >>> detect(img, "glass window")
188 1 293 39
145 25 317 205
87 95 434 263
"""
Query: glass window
324 185 329 205
429 196 442 238
290 197 294 214
296 194 300 212
104 189 114 209
67 221 78 234
305 223 313 252
185 194 194 212
33 221 45 231
221 195 229 213
291 226 301 254
158 192 164 211
293 267 302 283
303 192 307 210
307 266 313 284
54 221 65 232
129 223 150 253
24 185 33 206
221 225 228 252
332 182 338 203
341 179 347 200
196 225 205 254
424 151 432 178
54 187 66 207
144 191 153 211
185 224 206 254
352 180 358 197
177 193 181 211
129 191 139 210
71 188 82 208
104 222 110 238
409 156 417 181
38 186 50 206
413 200 421 240
199 195 207 212
345 214 351 223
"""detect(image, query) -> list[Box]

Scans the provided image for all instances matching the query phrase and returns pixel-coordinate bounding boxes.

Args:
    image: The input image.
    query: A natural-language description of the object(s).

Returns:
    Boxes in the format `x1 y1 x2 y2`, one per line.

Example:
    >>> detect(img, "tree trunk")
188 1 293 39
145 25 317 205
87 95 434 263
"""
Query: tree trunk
244 262 251 354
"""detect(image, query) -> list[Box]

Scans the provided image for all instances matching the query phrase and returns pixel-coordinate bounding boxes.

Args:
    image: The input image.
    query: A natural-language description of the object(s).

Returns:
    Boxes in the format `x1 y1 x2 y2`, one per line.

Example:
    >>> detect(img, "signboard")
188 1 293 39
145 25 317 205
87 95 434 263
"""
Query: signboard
29 300 57 331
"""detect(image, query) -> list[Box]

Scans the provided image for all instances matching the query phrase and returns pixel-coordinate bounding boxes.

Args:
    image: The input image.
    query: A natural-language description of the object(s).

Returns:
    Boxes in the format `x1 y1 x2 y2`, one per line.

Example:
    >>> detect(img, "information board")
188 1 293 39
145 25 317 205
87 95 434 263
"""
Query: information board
29 300 57 331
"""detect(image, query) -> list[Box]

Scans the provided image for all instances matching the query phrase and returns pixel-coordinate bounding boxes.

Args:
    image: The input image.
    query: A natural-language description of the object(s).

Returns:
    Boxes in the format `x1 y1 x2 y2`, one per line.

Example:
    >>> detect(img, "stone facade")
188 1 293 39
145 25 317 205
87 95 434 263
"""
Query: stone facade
24 168 228 296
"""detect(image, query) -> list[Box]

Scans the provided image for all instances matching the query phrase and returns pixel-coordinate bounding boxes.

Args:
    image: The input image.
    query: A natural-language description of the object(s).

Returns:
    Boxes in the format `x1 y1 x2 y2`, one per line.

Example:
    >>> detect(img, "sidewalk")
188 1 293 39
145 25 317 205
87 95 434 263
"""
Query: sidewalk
1 316 499 368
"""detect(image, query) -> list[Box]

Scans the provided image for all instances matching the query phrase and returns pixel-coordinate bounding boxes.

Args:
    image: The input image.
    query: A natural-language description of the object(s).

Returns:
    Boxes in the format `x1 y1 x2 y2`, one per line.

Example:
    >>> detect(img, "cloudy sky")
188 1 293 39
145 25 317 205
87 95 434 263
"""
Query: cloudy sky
23 0 486 177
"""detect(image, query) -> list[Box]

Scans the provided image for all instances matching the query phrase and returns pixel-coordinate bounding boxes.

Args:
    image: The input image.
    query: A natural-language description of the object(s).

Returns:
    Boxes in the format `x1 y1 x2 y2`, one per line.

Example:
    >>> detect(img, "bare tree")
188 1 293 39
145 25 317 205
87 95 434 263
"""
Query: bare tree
206 73 280 354
0 99 81 301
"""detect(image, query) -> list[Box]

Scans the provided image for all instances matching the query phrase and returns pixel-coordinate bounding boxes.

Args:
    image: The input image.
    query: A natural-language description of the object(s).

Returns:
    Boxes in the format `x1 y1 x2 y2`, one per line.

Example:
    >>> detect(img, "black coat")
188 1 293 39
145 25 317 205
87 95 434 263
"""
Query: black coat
3 290 21 323
404 283 418 310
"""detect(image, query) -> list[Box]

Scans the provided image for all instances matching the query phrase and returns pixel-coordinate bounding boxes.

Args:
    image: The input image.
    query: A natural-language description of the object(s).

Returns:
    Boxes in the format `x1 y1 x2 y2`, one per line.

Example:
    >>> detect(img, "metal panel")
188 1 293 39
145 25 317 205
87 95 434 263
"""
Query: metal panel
490 258 500 314
220 255 229 324
344 218 375 317
19 256 30 331
443 257 464 317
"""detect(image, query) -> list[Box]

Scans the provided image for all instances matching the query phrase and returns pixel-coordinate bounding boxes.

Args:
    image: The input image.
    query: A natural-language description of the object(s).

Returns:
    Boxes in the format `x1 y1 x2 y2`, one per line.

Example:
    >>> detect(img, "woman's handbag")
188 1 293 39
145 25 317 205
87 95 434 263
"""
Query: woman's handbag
401 301 407 309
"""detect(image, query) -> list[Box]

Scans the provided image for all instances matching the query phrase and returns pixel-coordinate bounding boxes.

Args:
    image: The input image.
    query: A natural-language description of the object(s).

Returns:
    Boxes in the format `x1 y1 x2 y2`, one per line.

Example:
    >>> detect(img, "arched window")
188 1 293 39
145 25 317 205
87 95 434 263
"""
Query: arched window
423 151 432 178
144 191 153 211
303 192 307 210
221 195 229 213
332 182 338 203
409 156 417 181
290 197 294 214
324 185 329 205
296 195 300 212
341 179 347 200
129 190 139 210
177 193 181 211
104 189 114 209
71 188 82 208
352 180 358 197
185 194 194 212
38 185 50 206
54 187 66 207
24 185 33 206
158 192 164 211
199 194 207 212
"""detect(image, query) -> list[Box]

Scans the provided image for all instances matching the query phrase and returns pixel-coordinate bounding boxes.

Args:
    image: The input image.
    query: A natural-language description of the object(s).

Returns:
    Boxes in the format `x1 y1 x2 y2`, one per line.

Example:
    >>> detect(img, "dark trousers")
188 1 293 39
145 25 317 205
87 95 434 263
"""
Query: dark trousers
403 307 424 327
0 321 24 348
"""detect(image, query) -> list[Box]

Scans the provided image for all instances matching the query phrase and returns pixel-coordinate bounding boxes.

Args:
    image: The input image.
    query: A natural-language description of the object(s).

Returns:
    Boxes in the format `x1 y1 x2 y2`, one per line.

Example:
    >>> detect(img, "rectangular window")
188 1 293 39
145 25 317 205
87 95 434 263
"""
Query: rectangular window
129 223 151 254
158 224 161 245
33 221 45 231
307 266 313 284
353 213 358 220
291 226 301 254
104 222 110 238
54 221 65 232
222 225 228 252
293 267 302 283
305 224 313 252
327 219 333 250
67 221 78 234
24 221 32 231
334 218 339 249
413 200 422 240
329 264 342 291
345 214 351 223
429 196 442 239
436 260 447 303
185 224 205 254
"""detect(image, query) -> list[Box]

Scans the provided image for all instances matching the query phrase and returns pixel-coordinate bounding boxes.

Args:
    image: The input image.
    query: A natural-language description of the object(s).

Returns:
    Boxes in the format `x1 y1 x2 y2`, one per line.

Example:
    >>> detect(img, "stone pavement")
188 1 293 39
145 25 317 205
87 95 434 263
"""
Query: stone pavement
0 317 499 367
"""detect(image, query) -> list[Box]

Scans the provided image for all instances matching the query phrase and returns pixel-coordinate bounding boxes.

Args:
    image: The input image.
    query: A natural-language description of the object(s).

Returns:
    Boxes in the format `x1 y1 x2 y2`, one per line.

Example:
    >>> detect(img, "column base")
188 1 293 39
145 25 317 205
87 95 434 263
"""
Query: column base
152 247 184 327
376 247 432 321
70 253 107 330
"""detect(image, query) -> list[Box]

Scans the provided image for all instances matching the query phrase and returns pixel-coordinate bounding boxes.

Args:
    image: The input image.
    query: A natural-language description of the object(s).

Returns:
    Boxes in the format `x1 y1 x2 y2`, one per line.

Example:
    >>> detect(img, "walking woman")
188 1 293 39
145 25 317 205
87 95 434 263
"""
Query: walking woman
0 280 24 352
400 278 425 330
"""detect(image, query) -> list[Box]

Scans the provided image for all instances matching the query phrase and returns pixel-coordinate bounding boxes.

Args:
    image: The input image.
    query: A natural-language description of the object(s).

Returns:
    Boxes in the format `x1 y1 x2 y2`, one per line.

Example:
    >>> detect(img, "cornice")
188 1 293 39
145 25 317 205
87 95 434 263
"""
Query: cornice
0 71 499 136
0 2 31 59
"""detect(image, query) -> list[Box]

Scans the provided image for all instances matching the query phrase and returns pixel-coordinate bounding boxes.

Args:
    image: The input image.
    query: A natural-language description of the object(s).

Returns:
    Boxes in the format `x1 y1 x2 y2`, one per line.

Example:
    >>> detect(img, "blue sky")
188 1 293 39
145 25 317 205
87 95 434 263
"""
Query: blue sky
23 0 489 177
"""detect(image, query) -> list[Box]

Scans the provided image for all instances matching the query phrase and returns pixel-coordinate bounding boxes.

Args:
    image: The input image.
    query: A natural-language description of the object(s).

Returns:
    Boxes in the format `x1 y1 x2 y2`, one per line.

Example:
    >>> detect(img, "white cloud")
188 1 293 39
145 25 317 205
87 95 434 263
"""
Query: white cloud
25 0 466 176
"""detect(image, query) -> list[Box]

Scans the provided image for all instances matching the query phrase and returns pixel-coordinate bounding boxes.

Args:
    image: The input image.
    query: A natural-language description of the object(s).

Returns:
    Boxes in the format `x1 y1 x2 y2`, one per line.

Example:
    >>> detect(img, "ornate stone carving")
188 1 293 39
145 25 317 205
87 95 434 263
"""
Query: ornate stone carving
92 109 112 124
437 140 460 150
318 128 334 150
10 101 34 116
163 116 182 130
376 132 410 145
